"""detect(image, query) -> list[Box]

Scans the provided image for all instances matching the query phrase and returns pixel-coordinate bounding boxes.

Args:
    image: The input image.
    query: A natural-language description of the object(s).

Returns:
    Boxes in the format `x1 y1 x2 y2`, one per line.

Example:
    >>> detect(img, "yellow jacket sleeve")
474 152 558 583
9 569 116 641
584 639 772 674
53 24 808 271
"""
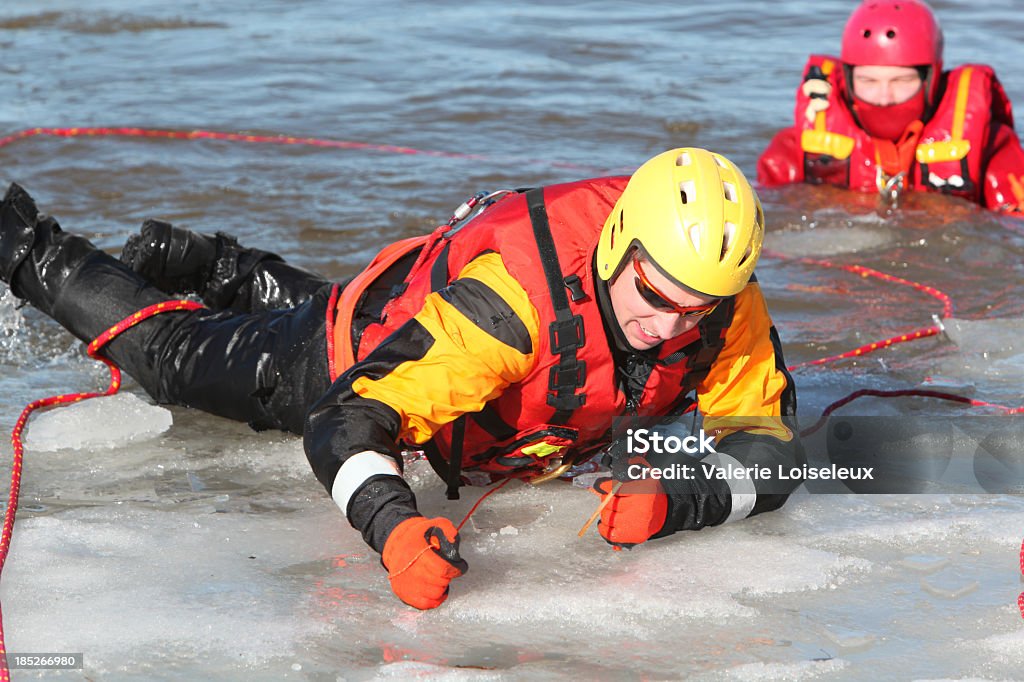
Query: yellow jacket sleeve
698 281 794 442
351 251 540 445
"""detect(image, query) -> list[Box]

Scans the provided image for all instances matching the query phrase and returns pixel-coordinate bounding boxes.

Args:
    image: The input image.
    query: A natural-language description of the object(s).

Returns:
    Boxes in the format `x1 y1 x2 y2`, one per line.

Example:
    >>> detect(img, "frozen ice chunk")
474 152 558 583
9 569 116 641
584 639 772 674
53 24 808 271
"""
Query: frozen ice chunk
24 392 172 451
943 317 1023 358
720 659 849 679
978 628 1024 664
768 224 894 257
822 626 876 651
897 555 950 573
920 576 979 599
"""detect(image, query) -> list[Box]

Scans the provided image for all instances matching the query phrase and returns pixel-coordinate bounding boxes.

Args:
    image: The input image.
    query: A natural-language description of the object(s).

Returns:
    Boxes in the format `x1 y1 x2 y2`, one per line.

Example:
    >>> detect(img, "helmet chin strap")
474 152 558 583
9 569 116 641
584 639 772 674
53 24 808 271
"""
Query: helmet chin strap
592 258 635 354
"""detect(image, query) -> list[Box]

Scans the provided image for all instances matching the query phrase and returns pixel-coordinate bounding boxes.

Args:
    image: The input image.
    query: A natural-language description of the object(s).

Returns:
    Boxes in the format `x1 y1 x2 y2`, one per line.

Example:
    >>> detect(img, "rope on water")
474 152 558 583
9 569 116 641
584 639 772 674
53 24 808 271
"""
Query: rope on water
0 299 203 680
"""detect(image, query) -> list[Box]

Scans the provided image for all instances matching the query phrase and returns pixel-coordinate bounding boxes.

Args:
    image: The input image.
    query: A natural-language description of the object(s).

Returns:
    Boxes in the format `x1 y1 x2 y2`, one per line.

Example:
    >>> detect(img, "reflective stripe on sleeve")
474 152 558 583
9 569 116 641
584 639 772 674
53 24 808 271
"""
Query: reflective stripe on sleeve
331 450 402 517
700 452 757 523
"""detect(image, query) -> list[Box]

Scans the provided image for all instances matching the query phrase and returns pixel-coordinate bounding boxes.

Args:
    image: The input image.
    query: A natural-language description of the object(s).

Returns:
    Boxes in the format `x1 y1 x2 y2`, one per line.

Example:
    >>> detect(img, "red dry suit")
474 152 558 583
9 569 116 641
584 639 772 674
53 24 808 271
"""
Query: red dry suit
758 55 1024 213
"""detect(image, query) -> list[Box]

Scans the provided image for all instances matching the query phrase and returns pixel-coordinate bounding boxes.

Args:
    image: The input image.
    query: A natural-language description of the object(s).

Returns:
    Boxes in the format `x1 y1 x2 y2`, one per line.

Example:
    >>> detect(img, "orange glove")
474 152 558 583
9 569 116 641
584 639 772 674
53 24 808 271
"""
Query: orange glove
381 516 468 609
592 475 668 547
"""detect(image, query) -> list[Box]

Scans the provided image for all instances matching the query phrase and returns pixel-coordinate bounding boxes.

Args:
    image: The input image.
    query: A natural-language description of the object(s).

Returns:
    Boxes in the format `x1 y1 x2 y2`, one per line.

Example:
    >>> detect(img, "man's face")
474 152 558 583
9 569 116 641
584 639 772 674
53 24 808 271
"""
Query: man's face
608 255 720 351
851 64 923 105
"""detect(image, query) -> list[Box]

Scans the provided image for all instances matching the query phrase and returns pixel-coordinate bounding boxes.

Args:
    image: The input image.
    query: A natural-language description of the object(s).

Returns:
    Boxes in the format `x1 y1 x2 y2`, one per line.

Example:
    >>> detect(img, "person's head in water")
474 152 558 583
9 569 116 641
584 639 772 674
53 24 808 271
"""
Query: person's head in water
597 148 764 351
841 0 944 141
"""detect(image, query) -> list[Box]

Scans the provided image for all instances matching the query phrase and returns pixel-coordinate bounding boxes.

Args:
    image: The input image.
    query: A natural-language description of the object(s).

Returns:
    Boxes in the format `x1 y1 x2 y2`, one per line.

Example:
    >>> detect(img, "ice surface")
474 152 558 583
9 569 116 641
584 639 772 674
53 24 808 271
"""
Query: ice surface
0 374 1019 675
767 224 896 258
942 317 1024 359
1 2 1023 676
23 392 173 451
3 435 1017 680
372 662 508 679
713 658 849 680
1 424 1023 680
976 627 1024 665
5 211 1024 682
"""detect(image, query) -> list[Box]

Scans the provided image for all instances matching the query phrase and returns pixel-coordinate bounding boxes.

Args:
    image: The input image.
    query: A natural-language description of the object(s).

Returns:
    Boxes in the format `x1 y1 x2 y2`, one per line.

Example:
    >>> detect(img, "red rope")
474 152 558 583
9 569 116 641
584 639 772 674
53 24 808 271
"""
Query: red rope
799 388 1023 438
755 250 1023 417
1019 538 1024 619
761 248 954 371
788 326 944 371
457 478 512 532
762 249 953 317
763 251 1024 618
1 127 1021 627
0 126 611 173
0 299 203 680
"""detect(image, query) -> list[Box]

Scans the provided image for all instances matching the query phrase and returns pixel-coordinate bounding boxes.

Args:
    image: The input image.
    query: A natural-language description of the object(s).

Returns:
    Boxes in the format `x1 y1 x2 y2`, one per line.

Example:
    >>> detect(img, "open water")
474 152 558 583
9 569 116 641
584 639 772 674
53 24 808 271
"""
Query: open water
2 0 1024 679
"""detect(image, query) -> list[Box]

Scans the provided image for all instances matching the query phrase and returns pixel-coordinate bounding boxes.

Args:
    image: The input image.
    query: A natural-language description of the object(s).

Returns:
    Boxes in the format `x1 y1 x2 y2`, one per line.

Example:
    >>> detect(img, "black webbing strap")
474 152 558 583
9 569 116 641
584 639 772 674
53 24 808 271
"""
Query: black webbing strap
446 416 466 500
673 295 735 395
470 403 517 441
525 188 587 425
430 241 452 292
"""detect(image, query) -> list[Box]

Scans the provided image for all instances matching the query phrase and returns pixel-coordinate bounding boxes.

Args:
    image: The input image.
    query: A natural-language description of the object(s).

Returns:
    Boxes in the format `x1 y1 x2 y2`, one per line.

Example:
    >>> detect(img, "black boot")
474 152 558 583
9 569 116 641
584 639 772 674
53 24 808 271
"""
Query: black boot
118 220 219 298
120 221 326 312
0 182 176 343
0 182 40 288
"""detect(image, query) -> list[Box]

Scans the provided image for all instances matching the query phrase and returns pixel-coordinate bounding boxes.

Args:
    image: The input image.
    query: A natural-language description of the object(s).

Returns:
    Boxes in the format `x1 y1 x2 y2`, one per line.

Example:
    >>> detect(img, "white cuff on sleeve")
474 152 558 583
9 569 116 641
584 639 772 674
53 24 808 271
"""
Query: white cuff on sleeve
331 450 402 517
700 452 757 524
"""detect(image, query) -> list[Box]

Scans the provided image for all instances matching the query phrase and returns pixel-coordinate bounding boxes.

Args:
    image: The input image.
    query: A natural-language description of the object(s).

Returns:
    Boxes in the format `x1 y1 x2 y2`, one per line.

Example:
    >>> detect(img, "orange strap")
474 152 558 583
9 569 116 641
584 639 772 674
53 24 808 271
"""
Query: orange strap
873 120 924 178
1008 172 1024 211
327 234 434 380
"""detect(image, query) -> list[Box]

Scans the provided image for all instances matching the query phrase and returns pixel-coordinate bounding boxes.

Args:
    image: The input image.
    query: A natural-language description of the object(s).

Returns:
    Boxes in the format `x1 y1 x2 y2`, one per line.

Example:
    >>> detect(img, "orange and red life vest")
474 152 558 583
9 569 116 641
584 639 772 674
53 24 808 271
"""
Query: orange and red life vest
325 178 736 489
794 55 1014 200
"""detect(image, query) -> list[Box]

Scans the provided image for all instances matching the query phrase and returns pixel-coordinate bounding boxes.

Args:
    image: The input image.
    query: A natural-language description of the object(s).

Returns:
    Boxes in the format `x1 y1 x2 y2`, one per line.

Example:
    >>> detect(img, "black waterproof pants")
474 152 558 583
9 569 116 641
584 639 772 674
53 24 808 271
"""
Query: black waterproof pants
1 183 335 435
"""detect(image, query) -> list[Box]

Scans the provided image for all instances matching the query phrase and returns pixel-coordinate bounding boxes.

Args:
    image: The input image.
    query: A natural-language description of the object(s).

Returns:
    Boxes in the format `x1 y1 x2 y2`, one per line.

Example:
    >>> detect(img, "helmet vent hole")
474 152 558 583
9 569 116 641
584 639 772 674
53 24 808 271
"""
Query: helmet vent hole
721 222 736 260
886 29 896 39
688 224 701 253
738 245 753 268
680 180 695 205
676 151 692 166
713 155 728 168
722 181 737 203
610 210 622 250
863 29 871 38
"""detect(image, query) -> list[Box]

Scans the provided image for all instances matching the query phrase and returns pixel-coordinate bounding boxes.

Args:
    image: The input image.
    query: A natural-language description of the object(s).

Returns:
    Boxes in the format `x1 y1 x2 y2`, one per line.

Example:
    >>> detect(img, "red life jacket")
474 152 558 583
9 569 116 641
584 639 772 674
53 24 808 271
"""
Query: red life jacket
795 55 1015 200
328 178 734 493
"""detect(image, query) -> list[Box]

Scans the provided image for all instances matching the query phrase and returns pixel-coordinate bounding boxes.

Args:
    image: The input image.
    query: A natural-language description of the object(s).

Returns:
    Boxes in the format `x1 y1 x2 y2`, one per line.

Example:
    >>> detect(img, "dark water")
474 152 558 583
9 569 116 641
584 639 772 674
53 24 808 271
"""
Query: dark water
2 1 1024 679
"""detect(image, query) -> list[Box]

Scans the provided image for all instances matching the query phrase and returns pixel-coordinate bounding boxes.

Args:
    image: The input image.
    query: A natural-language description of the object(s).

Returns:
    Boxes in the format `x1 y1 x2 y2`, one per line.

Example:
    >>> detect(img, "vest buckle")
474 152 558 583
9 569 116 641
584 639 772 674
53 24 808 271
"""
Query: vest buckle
549 314 585 353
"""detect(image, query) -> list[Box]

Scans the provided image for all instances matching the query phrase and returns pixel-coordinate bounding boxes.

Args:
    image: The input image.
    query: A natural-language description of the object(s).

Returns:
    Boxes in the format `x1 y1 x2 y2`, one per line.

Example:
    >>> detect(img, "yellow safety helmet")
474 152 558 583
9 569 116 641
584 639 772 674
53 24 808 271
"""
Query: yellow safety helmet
596 148 765 298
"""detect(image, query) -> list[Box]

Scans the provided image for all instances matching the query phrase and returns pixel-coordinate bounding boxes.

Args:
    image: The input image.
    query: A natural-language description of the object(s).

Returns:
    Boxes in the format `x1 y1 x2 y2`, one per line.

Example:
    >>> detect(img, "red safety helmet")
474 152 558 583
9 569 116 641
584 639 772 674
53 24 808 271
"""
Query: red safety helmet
841 0 944 104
